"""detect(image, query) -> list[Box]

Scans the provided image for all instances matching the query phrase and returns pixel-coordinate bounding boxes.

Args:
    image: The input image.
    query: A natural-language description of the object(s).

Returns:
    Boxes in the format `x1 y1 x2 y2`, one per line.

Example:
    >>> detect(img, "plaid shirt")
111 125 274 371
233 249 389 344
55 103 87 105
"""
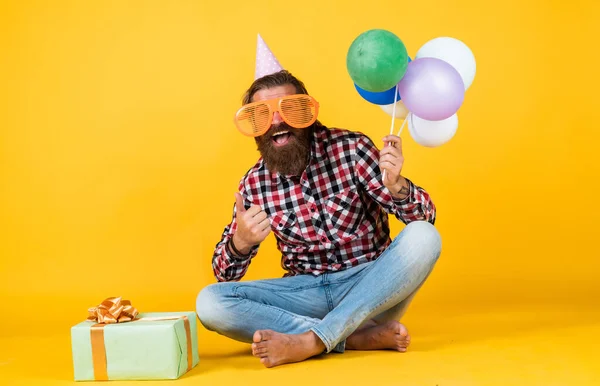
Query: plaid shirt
212 126 436 282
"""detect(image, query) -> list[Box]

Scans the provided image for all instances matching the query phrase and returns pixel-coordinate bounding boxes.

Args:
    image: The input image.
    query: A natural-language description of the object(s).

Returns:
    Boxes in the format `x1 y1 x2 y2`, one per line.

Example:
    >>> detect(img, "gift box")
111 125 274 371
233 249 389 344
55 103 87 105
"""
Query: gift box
71 297 199 381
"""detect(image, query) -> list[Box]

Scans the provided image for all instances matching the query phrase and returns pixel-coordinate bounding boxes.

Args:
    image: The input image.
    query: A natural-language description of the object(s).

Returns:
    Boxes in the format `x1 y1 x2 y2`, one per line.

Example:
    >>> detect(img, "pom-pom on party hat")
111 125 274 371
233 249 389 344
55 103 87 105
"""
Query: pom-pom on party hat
255 34 283 80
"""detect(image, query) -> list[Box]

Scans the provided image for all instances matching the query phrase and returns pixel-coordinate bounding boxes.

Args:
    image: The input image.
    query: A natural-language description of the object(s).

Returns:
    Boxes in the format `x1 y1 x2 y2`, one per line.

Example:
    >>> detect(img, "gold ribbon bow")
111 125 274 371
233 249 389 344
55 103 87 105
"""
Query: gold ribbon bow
87 296 139 324
86 297 192 381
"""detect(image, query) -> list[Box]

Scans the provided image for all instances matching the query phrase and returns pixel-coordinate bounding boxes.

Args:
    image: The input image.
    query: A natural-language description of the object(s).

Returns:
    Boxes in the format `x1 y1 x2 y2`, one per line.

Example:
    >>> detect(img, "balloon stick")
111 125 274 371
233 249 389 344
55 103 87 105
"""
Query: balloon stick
382 85 398 180
383 85 403 181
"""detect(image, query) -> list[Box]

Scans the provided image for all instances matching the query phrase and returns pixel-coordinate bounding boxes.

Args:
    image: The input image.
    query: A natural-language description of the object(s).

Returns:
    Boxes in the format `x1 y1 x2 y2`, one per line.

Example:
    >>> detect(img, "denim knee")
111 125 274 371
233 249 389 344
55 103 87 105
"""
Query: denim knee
397 220 442 267
196 283 227 332
405 221 442 264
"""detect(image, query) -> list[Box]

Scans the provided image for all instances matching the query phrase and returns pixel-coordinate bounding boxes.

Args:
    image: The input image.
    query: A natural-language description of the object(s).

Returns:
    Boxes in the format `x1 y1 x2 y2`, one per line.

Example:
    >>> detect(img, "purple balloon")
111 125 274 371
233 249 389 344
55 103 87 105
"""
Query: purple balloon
398 57 465 121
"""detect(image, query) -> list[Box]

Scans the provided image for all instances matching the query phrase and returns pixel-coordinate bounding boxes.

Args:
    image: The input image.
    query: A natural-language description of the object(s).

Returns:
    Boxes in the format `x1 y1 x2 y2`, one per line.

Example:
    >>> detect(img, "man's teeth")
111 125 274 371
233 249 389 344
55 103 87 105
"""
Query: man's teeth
272 130 289 137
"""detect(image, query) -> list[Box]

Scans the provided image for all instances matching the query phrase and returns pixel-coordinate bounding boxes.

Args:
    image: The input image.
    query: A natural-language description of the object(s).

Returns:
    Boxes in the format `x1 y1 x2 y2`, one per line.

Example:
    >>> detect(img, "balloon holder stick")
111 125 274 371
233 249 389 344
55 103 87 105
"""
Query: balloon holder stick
382 84 409 181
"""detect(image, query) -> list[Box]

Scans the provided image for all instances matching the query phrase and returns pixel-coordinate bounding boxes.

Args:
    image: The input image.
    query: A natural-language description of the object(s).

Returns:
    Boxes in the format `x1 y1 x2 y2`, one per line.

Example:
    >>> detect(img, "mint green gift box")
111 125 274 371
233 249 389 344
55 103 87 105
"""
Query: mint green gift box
71 311 199 381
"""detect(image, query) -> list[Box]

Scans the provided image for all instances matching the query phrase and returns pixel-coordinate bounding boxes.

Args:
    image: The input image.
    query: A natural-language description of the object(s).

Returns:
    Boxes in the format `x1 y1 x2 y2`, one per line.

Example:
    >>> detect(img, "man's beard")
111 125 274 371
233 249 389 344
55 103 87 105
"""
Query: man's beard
255 122 313 176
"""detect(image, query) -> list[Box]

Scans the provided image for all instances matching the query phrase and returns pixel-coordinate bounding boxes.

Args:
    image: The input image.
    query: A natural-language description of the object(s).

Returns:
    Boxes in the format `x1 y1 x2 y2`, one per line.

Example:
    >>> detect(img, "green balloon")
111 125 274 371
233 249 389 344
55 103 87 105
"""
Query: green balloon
346 29 409 93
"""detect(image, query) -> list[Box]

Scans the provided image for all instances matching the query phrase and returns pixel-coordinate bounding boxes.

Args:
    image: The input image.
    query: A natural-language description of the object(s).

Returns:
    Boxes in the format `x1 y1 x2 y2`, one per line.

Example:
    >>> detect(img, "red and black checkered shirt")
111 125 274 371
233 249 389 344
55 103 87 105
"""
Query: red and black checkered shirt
212 126 436 282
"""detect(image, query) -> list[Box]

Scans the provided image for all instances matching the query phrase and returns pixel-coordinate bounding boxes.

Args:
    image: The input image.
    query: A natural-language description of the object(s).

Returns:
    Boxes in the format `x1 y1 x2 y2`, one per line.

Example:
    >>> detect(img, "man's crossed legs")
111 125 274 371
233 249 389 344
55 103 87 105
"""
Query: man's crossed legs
196 221 442 367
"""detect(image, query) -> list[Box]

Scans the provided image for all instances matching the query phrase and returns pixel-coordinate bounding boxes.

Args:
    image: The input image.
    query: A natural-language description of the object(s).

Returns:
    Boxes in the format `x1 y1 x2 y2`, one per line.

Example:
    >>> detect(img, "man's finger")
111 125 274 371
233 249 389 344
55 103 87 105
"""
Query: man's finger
245 205 263 217
382 135 402 144
382 135 403 154
235 192 246 214
253 211 268 223
380 155 397 167
380 146 400 158
258 217 271 232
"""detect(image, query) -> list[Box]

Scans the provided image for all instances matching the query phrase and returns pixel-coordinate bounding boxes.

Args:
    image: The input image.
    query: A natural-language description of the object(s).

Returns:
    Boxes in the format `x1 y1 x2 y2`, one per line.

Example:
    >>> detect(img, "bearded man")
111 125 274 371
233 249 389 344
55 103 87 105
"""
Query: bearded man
196 66 441 368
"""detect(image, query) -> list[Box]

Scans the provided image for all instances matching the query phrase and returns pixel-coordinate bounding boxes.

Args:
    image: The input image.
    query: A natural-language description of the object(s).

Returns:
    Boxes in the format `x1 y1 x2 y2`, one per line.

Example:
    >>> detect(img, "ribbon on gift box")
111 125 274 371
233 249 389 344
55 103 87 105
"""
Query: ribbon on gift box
87 297 193 381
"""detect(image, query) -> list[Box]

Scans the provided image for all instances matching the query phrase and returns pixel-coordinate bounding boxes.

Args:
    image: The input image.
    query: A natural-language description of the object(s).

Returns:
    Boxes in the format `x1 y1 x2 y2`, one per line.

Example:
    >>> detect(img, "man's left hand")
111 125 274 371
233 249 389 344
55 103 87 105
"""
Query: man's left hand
380 135 409 199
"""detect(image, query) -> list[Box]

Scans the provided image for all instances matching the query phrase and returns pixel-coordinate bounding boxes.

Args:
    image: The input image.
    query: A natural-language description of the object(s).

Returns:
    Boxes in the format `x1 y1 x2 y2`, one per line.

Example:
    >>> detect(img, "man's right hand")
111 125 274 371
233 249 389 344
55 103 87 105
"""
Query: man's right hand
232 192 271 254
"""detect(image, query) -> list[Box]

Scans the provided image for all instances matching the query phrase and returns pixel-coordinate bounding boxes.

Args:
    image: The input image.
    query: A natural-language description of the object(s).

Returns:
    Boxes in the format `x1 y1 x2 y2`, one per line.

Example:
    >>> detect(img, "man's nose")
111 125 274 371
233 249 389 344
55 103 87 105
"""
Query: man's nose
272 111 283 125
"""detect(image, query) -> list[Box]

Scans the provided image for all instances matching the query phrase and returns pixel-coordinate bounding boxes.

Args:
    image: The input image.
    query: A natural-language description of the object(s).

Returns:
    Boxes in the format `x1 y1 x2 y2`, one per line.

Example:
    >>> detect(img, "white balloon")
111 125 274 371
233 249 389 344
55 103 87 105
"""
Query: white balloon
380 100 409 119
408 113 458 147
416 37 476 90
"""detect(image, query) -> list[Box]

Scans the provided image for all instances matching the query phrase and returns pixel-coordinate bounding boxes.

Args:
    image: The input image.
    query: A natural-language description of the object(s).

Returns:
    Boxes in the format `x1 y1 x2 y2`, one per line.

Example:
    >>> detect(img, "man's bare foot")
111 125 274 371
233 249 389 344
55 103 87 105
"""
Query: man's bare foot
251 330 326 368
346 320 411 352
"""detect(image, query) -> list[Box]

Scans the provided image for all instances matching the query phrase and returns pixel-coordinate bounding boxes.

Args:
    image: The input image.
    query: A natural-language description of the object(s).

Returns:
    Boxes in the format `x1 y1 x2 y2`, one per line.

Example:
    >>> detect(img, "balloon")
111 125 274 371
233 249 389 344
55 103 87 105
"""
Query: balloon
354 84 401 105
347 29 409 92
398 58 465 121
408 113 458 147
416 37 476 90
380 100 409 119
353 57 411 105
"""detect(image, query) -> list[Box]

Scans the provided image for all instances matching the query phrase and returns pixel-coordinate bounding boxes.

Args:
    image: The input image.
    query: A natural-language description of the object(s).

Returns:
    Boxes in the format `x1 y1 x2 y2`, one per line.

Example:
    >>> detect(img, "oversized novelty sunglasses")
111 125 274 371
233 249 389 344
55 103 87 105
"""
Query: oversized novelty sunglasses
234 94 320 137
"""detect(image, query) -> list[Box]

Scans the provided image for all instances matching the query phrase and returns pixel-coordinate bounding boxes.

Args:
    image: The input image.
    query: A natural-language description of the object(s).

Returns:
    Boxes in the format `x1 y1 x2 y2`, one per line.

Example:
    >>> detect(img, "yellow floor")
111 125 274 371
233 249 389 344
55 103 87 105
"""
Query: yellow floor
2 305 599 386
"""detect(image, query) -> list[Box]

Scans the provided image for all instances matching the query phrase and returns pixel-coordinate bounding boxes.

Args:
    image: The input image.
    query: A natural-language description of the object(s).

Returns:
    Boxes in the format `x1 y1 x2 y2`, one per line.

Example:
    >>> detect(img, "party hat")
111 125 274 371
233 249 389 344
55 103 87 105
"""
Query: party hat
255 34 283 80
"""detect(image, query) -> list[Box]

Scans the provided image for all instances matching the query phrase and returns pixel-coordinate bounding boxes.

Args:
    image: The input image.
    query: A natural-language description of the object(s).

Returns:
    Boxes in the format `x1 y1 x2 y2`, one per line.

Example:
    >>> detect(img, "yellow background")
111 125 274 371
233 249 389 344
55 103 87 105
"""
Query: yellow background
1 0 599 384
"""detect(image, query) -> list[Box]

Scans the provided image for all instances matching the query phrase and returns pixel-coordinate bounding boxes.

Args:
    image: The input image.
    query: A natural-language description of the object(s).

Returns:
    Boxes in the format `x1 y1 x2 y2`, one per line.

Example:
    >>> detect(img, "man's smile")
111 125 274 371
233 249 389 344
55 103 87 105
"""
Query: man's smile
272 130 292 147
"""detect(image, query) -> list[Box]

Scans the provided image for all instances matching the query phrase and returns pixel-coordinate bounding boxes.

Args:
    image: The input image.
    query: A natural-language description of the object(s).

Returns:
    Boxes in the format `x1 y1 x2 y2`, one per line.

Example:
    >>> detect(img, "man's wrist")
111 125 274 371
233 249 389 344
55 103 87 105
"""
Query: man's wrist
230 233 253 257
390 176 410 200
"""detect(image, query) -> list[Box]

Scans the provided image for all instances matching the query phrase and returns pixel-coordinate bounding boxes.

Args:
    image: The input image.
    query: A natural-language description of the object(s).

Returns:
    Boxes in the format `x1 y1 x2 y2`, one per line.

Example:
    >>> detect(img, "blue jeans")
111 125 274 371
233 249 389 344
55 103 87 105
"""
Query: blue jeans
196 221 441 353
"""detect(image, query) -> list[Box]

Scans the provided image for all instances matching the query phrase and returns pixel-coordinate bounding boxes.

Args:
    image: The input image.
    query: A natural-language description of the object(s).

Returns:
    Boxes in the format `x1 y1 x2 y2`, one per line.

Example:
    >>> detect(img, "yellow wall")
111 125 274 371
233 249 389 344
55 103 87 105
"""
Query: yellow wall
1 0 599 333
